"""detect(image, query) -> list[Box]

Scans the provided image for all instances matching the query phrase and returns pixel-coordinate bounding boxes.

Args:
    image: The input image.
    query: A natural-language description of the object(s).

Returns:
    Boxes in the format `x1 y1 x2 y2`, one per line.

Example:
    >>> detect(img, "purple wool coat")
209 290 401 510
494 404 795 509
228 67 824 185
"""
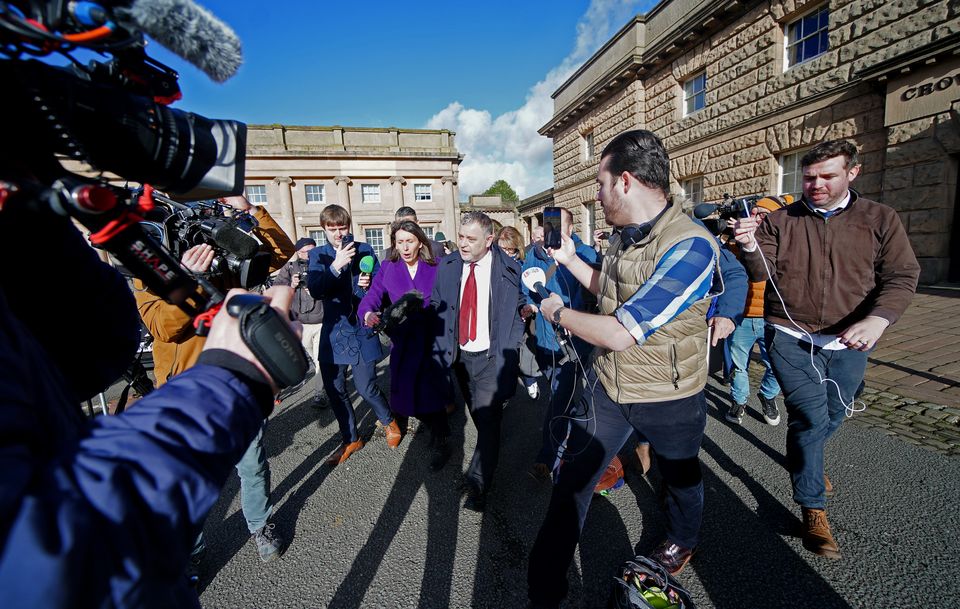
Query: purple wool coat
359 258 447 416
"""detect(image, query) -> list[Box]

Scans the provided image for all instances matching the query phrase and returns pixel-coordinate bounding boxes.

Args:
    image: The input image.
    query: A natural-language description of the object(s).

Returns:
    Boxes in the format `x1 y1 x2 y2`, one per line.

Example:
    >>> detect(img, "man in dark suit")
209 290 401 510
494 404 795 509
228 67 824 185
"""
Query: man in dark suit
307 204 400 465
431 211 525 512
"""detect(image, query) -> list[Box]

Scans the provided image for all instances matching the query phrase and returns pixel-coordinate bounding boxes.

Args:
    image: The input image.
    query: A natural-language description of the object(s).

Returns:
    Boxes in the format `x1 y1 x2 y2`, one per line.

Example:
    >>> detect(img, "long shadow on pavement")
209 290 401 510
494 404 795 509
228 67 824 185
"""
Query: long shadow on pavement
325 414 467 609
692 435 852 609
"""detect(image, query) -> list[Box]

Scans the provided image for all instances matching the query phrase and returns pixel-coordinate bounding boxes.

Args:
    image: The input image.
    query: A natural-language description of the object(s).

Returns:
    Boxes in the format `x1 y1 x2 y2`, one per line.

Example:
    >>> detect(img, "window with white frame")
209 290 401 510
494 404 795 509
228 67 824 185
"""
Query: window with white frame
786 5 829 68
245 184 268 205
682 176 704 206
779 149 809 199
414 183 432 202
305 184 325 205
361 184 381 203
683 72 707 116
421 226 435 240
308 229 328 246
364 228 385 258
582 131 595 162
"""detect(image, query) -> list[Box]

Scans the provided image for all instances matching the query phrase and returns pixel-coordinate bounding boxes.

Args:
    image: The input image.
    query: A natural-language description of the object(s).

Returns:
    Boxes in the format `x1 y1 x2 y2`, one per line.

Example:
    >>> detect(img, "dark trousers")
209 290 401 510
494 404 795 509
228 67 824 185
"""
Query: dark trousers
527 370 706 607
319 359 392 444
765 328 868 509
453 349 511 494
534 346 583 469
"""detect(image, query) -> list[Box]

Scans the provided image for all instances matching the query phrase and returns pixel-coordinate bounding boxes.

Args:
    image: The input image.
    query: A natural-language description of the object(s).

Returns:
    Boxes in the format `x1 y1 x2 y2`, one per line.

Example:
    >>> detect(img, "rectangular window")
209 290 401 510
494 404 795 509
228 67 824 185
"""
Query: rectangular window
245 184 268 205
779 149 808 199
305 184 325 205
582 131 595 162
683 72 707 116
414 183 433 202
682 176 704 206
364 228 385 258
361 184 381 203
421 226 435 240
308 229 328 246
786 5 829 68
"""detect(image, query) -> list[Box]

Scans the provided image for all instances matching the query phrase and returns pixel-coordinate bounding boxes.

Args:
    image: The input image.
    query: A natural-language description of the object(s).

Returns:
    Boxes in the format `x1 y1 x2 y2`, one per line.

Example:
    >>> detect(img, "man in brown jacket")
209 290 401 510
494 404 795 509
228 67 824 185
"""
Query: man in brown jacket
733 139 920 560
136 194 295 570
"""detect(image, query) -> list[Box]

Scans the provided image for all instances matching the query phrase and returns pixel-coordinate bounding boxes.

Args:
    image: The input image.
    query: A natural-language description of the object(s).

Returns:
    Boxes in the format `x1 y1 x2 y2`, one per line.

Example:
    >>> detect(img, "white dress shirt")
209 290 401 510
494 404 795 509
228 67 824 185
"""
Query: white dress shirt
459 249 493 352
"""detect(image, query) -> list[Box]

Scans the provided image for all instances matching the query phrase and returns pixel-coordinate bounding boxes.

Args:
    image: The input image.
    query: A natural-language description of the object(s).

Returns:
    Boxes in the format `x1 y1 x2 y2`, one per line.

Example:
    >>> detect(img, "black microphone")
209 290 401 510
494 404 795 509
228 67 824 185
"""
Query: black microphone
201 219 259 258
693 203 719 219
111 0 243 82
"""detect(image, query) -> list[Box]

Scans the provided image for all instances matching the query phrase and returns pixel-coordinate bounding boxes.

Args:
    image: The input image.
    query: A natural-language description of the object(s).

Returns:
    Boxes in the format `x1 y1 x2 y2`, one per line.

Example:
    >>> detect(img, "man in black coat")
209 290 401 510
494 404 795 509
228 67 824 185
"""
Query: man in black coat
431 212 525 512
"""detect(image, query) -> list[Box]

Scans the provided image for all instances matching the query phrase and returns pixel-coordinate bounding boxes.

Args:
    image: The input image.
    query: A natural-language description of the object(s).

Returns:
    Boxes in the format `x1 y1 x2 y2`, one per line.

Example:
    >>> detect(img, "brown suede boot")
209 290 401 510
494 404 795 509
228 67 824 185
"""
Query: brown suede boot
385 420 403 448
326 440 364 466
802 508 841 559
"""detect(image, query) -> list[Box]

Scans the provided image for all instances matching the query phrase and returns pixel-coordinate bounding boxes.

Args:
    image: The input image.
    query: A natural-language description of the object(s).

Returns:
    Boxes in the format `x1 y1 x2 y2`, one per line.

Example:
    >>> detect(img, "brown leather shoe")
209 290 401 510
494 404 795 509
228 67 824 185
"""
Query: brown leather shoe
801 507 841 559
385 420 403 448
824 473 834 498
326 440 364 466
649 540 695 576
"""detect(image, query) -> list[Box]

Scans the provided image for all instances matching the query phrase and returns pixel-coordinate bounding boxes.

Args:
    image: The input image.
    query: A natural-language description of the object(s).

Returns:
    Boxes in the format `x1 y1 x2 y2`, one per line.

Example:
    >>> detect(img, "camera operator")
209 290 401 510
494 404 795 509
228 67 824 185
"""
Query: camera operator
273 237 328 407
134 194 295 570
0 191 292 607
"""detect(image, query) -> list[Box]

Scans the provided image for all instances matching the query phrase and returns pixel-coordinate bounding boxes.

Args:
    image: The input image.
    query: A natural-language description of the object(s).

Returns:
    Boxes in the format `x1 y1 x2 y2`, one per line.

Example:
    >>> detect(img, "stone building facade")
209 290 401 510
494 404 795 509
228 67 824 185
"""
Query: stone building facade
245 125 462 258
536 0 960 284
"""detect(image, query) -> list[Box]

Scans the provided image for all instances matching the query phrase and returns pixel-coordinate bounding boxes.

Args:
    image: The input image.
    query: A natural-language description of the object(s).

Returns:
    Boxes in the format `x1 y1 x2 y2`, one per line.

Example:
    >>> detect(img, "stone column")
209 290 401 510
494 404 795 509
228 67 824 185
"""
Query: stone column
272 176 296 240
441 175 459 238
390 176 407 208
334 176 358 236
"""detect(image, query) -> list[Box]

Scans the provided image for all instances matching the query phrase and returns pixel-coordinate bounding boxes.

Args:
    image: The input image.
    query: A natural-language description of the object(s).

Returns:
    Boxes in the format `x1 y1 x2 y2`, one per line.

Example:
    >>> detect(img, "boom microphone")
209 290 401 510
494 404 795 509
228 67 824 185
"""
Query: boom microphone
112 0 243 82
693 203 718 219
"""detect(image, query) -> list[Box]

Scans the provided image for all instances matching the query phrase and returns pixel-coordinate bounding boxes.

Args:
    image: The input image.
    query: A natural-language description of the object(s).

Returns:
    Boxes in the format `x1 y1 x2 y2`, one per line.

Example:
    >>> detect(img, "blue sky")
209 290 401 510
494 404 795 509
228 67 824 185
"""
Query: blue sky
146 0 659 199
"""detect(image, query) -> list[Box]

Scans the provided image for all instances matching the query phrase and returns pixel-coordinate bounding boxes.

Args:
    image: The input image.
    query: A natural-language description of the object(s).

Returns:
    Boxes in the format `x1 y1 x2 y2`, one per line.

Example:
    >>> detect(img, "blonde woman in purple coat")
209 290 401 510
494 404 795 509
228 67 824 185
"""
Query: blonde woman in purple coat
360 220 451 469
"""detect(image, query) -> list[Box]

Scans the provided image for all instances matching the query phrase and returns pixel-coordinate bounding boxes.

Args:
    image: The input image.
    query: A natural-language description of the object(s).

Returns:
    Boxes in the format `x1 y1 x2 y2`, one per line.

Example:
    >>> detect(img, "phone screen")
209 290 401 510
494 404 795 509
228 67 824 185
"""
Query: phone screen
341 233 354 247
543 207 562 249
740 201 752 219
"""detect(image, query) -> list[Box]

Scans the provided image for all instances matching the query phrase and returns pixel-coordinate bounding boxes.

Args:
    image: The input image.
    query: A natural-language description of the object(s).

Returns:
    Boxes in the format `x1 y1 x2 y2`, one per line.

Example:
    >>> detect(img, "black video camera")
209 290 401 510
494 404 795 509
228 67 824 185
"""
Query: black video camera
140 194 271 289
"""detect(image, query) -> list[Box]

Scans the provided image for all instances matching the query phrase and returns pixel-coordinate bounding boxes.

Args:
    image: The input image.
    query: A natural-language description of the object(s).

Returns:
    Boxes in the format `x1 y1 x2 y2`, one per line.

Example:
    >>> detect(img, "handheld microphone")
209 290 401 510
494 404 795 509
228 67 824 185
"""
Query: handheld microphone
111 0 243 82
521 267 551 301
521 267 579 363
359 255 375 275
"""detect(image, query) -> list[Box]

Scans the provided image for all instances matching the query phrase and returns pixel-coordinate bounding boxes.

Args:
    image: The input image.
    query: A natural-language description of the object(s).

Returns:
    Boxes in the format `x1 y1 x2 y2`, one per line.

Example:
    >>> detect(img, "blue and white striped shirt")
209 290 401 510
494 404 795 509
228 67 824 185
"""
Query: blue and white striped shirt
614 237 716 345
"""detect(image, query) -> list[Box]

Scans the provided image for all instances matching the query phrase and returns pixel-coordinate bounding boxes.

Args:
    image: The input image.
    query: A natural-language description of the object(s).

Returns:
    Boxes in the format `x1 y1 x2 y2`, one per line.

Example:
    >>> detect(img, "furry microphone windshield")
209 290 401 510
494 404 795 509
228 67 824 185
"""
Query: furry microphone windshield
113 0 243 82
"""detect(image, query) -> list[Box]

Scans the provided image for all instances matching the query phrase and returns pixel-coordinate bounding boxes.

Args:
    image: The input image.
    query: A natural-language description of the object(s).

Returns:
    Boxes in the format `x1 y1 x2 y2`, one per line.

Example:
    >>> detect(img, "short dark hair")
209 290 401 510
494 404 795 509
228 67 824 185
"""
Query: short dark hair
388 220 436 265
395 206 418 221
600 130 670 198
460 211 494 237
320 204 351 228
801 139 860 170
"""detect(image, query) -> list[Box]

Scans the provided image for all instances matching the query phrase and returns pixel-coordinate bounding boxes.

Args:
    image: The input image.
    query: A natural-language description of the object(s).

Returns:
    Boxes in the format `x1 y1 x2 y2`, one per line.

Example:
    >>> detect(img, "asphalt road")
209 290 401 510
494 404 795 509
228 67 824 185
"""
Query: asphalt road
187 365 960 609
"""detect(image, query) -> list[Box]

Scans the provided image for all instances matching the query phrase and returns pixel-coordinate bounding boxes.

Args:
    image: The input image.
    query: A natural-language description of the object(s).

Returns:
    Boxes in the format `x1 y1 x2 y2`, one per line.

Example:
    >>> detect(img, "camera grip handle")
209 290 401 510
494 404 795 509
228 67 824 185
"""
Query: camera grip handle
225 295 309 389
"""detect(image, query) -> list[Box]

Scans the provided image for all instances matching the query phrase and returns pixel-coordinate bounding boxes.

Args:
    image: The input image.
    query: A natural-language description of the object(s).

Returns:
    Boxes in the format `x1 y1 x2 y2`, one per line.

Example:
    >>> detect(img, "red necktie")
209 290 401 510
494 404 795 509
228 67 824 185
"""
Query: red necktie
459 262 478 346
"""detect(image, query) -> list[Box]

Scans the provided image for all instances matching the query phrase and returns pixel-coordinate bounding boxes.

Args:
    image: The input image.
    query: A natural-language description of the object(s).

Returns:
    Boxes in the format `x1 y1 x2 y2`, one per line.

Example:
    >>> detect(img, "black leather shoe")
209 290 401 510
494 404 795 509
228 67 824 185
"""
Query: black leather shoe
462 486 486 512
649 540 695 575
429 439 451 471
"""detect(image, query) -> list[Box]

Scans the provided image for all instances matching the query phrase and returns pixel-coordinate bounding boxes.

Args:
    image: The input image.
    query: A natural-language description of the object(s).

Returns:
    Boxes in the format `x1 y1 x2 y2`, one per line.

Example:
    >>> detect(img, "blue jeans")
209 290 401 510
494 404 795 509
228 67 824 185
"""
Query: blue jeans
193 424 272 553
534 346 582 469
319 360 392 444
527 369 706 607
729 317 781 404
765 328 868 509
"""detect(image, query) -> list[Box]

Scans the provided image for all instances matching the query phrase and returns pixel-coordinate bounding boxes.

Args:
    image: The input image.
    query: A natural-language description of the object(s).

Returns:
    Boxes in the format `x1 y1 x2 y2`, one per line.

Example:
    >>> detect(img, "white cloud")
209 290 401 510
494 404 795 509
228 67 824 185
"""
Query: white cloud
425 1 655 201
